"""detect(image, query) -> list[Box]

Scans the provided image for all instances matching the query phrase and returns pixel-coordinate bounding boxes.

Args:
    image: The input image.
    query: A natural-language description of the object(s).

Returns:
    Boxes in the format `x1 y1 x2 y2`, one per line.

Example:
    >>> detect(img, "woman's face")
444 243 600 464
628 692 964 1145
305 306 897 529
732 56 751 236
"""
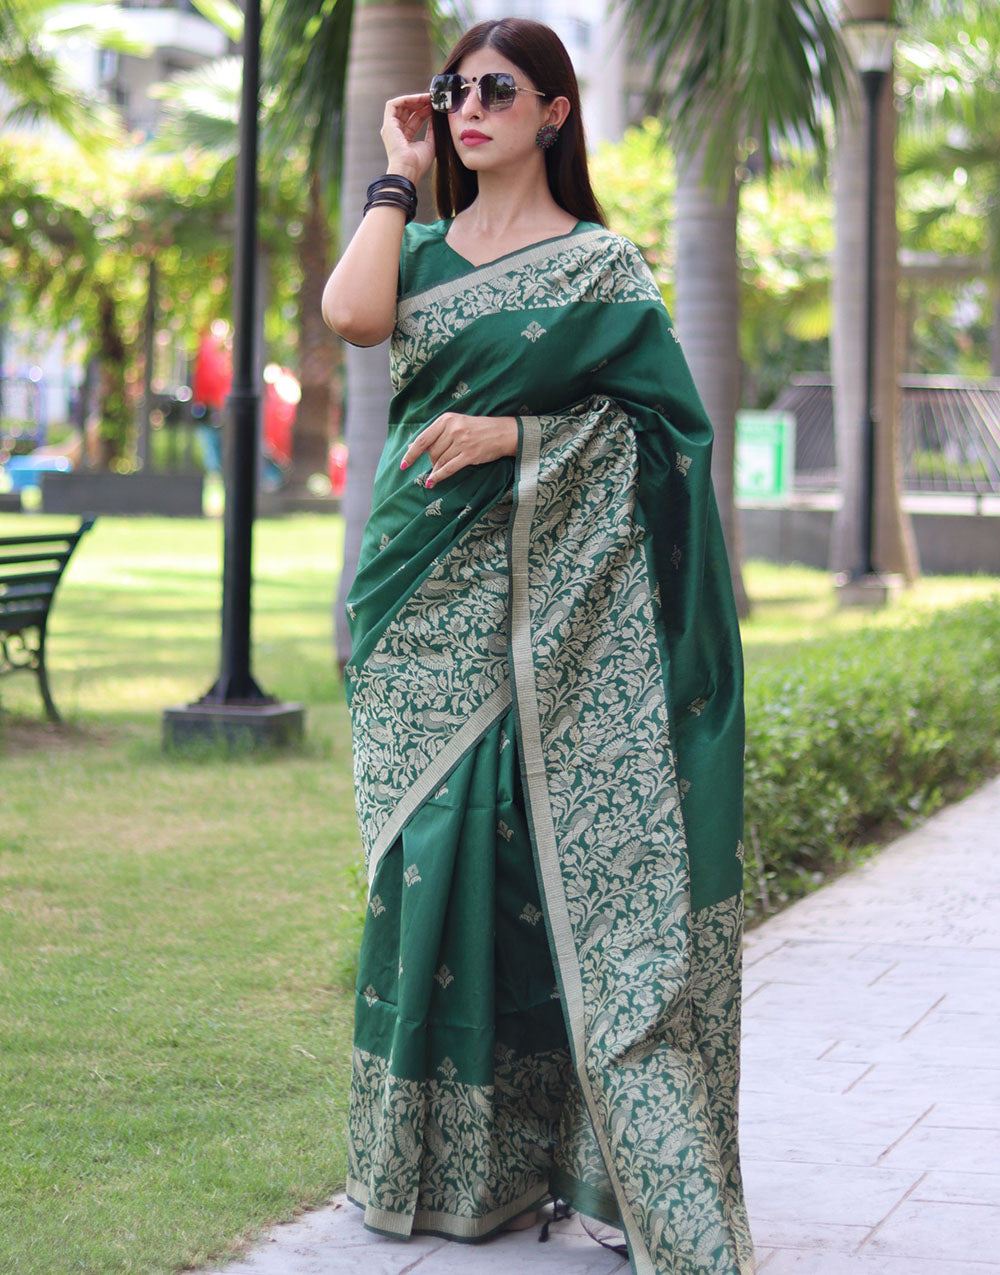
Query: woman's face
447 47 564 174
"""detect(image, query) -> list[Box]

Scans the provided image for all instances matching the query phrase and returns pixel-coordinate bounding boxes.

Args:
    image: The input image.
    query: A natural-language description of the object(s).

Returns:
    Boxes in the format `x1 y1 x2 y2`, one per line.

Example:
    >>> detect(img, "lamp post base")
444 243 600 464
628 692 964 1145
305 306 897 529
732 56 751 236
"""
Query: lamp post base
163 700 305 752
834 571 904 609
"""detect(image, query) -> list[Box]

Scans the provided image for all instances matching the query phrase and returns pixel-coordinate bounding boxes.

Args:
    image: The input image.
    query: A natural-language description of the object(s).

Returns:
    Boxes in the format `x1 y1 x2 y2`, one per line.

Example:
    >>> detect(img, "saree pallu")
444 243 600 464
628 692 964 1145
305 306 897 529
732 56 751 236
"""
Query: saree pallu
343 221 755 1275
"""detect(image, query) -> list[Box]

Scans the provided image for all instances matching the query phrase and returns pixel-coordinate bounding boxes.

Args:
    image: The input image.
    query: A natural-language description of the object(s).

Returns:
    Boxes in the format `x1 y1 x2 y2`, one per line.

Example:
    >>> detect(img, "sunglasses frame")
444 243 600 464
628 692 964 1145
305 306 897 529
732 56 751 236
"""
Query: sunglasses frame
429 72 547 114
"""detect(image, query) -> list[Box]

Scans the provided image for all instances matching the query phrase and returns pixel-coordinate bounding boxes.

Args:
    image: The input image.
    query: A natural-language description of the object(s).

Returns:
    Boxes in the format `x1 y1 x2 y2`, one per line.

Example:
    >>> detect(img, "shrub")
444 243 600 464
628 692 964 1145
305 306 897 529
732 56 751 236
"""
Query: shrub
743 596 1000 921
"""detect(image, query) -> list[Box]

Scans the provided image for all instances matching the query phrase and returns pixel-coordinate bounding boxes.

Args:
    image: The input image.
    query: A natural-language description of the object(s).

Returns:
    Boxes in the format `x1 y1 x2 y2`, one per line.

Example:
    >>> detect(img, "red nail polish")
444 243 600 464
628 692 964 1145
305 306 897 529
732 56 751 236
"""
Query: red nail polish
400 459 409 470
426 478 435 489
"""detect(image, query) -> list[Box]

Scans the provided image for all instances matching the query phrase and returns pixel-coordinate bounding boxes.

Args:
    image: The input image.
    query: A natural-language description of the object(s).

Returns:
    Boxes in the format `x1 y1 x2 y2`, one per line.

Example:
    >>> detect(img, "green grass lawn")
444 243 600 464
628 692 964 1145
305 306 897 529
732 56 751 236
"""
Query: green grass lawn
2 511 998 1275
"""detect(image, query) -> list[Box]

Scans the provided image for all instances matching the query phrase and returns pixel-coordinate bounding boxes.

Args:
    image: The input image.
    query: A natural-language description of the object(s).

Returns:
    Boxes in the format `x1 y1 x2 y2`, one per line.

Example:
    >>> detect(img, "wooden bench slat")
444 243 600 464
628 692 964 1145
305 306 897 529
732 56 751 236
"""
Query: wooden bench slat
0 529 82 544
1 594 57 611
0 550 73 569
0 571 61 592
0 607 48 628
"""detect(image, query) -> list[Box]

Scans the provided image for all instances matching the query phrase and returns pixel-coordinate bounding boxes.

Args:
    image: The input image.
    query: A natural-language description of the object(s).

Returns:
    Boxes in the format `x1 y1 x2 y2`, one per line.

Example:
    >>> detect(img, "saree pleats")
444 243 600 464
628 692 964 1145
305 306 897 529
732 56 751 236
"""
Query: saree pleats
344 221 756 1274
348 710 573 1237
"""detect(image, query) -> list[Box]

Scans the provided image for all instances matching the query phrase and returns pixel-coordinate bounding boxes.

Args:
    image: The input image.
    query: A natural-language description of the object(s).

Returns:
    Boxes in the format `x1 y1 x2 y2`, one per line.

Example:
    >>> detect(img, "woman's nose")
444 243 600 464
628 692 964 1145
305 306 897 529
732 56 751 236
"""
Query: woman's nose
459 85 483 119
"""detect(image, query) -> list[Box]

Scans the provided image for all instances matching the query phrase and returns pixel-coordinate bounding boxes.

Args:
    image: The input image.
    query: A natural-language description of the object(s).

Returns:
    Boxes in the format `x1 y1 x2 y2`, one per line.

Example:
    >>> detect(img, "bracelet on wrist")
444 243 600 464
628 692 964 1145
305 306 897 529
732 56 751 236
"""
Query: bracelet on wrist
363 195 417 223
363 174 417 224
367 174 417 200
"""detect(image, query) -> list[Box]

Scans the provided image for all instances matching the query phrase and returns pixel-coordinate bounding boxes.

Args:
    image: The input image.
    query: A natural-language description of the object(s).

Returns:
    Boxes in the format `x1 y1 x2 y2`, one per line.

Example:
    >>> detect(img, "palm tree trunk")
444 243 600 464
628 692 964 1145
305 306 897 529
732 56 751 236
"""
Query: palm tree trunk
290 171 337 490
674 128 750 619
96 287 128 468
334 0 434 666
830 0 918 581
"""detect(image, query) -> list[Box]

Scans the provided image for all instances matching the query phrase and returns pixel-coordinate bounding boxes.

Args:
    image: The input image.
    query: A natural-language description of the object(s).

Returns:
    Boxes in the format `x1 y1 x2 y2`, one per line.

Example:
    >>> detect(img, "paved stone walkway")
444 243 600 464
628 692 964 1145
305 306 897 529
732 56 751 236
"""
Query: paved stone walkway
202 775 1000 1274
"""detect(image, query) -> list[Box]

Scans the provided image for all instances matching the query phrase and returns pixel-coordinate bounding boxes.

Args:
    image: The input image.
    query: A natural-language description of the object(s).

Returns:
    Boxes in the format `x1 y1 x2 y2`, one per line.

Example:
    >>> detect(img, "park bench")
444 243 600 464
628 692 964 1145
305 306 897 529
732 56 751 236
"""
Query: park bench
0 516 95 722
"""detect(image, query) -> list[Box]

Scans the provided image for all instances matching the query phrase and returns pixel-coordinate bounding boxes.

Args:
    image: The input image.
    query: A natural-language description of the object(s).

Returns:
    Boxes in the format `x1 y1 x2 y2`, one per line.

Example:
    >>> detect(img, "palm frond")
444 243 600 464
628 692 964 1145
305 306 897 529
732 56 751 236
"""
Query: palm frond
0 0 125 149
613 0 851 185
264 0 354 182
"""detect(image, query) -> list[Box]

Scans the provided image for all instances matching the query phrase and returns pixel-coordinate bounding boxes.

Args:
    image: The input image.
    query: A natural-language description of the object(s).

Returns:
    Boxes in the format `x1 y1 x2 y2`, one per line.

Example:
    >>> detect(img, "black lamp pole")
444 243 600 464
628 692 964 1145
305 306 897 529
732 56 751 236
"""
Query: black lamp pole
855 65 887 579
163 0 304 749
841 17 897 588
202 0 270 706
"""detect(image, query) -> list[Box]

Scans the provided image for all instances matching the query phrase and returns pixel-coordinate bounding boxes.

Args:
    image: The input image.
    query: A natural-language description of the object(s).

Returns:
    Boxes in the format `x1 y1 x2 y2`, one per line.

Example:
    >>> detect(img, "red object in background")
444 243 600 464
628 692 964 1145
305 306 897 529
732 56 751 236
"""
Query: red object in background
329 442 347 498
263 368 299 467
192 332 232 410
194 332 302 471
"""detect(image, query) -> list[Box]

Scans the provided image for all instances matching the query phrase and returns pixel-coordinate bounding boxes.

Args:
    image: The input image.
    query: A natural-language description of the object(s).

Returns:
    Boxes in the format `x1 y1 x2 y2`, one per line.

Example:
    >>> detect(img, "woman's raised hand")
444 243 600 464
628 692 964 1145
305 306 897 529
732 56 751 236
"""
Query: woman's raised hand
400 413 518 488
381 94 435 183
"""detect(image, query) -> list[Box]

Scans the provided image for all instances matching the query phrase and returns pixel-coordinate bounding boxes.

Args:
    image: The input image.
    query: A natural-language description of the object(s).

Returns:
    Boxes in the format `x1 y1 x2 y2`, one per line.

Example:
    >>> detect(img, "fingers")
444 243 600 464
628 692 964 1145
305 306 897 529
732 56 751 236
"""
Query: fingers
400 414 512 488
425 454 465 488
388 92 432 109
400 416 445 470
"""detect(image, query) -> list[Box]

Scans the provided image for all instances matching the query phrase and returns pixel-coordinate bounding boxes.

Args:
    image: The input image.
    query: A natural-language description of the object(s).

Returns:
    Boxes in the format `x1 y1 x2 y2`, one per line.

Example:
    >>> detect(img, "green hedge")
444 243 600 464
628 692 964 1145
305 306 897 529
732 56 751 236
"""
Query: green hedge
743 596 1000 921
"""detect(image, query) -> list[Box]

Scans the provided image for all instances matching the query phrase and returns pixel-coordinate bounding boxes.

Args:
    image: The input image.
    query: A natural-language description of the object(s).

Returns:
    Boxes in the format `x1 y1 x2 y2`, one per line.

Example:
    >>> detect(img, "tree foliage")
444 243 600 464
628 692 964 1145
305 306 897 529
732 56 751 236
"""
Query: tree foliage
591 120 833 407
0 132 303 457
612 0 851 185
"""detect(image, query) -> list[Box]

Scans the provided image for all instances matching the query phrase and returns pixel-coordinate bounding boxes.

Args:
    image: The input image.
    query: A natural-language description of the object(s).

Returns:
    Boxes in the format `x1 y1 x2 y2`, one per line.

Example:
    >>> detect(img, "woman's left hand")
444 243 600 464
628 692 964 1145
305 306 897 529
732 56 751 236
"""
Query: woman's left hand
400 413 517 488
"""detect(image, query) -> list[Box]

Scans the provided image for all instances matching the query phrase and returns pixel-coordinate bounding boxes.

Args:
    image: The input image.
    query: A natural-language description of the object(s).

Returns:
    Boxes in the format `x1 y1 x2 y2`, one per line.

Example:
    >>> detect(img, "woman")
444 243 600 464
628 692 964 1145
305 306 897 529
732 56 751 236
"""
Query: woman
322 18 755 1275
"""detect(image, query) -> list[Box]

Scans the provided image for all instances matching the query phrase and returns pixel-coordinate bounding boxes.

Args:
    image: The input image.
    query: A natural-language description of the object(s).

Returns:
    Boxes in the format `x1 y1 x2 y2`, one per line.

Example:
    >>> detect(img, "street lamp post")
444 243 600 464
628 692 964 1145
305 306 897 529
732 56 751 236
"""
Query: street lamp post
837 17 899 607
162 0 304 750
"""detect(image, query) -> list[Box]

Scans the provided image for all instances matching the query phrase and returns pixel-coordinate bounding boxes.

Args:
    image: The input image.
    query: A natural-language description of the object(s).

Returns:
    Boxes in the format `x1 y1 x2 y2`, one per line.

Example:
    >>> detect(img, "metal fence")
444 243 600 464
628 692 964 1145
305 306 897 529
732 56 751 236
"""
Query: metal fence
771 375 1000 496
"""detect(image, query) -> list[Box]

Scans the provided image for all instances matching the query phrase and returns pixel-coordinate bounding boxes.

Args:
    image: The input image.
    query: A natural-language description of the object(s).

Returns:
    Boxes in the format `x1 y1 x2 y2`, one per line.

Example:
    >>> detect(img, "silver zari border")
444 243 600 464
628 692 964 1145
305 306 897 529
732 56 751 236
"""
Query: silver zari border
365 678 512 891
507 415 655 1275
396 228 612 320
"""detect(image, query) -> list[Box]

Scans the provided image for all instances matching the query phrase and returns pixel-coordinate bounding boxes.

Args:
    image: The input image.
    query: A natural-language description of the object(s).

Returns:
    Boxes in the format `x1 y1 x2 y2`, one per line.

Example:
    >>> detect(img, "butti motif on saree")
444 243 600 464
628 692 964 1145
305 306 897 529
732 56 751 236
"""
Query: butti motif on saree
344 221 754 1274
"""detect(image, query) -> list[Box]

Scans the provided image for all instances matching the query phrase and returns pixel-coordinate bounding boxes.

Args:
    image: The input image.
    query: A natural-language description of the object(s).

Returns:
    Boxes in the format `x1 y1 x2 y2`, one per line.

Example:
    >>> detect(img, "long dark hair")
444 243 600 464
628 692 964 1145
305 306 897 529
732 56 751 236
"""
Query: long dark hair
431 18 606 227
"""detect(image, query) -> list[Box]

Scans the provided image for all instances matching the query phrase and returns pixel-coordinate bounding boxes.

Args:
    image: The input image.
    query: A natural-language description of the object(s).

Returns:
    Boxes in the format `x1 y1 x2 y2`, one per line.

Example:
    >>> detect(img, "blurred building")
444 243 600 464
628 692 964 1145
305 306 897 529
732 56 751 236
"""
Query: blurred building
61 0 228 140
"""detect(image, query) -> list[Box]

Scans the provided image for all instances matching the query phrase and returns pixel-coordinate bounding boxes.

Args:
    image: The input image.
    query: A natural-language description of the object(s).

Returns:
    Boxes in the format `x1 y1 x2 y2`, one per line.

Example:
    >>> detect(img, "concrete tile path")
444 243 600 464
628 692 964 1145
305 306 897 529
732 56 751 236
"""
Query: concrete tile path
201 775 1000 1274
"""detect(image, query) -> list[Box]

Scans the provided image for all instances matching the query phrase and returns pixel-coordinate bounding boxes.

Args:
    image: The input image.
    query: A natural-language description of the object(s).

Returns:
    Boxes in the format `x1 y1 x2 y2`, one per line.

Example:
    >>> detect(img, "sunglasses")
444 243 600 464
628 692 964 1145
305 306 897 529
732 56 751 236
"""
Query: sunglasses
429 72 547 114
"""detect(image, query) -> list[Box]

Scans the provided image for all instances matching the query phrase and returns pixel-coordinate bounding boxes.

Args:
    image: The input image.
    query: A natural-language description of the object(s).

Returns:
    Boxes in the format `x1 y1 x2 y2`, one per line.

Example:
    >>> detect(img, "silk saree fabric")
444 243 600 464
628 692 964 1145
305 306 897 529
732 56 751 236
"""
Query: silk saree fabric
343 220 755 1275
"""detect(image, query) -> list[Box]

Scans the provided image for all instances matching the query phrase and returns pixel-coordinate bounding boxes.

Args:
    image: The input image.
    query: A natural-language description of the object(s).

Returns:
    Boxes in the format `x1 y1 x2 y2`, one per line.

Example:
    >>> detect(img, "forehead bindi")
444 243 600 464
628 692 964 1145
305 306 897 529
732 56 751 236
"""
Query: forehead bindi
456 48 530 86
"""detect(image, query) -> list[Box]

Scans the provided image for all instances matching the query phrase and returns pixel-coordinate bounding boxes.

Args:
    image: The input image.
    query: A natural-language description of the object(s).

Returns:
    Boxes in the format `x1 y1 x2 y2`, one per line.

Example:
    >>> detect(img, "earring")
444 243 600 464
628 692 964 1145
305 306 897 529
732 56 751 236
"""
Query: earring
536 123 559 149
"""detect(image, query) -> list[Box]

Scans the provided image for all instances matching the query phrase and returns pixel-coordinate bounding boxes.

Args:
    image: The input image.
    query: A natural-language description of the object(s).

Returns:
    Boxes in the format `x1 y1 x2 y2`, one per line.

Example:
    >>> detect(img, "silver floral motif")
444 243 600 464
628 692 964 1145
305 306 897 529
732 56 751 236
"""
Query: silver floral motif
404 864 422 887
687 697 708 716
349 500 512 879
675 452 693 476
347 1044 570 1238
434 965 454 989
425 498 443 517
496 819 514 842
451 381 470 399
671 544 683 570
521 320 547 343
519 902 542 927
369 893 385 917
363 985 379 1007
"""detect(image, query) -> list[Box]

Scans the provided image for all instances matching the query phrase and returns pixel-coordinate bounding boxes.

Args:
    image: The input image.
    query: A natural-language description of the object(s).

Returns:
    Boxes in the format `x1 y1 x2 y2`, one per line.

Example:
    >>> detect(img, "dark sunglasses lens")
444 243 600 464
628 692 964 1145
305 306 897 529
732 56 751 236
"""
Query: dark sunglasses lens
482 73 517 110
430 74 465 113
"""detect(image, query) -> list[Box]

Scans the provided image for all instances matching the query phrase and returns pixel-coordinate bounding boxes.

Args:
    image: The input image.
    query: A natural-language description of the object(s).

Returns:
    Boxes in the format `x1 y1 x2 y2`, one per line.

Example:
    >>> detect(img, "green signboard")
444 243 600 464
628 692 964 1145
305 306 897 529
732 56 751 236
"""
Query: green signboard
735 411 796 501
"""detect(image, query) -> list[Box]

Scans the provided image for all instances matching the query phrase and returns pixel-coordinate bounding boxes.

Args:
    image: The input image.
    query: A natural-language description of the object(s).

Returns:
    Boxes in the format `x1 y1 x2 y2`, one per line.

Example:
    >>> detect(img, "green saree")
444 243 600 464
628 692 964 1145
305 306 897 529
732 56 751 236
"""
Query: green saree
343 220 755 1275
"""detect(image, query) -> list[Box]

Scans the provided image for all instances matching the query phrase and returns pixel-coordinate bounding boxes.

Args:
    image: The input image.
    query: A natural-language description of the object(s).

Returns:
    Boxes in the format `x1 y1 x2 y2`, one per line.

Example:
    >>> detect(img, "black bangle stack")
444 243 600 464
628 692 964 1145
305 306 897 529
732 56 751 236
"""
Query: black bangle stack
363 175 418 223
